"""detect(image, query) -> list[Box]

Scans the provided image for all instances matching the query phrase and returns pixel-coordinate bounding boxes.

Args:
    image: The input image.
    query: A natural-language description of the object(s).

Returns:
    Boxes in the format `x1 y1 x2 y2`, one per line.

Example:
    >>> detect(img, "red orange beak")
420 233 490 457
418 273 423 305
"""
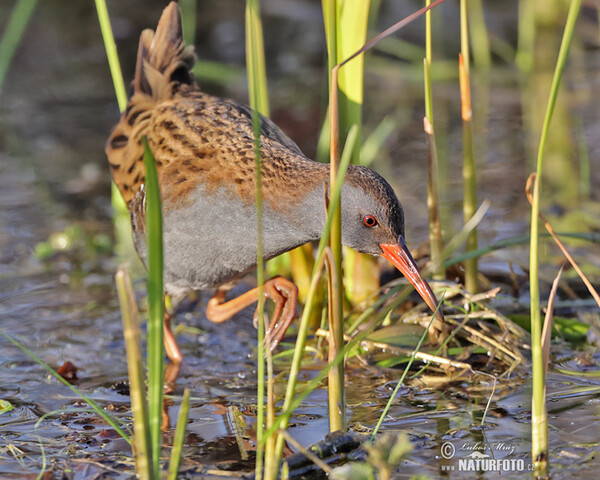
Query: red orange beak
380 238 444 324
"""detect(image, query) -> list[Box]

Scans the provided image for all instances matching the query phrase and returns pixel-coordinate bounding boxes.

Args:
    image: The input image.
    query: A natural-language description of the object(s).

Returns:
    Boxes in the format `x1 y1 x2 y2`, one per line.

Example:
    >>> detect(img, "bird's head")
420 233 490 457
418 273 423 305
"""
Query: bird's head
340 165 444 327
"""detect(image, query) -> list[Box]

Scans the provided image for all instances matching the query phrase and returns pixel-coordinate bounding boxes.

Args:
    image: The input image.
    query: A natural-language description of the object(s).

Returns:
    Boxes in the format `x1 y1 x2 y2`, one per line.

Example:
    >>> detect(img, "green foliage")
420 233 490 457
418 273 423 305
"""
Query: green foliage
0 0 38 94
528 0 582 473
142 139 165 479
34 225 112 261
0 399 14 415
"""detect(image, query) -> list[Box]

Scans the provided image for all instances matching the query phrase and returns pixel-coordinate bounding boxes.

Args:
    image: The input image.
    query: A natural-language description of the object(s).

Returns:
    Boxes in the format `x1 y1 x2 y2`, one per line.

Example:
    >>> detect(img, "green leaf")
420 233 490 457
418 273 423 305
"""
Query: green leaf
0 399 14 415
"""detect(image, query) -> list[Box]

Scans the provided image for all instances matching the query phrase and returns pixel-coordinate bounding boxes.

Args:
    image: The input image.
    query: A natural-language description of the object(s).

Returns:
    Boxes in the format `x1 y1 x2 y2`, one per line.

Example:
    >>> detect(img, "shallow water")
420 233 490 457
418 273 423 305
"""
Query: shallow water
1 1 600 478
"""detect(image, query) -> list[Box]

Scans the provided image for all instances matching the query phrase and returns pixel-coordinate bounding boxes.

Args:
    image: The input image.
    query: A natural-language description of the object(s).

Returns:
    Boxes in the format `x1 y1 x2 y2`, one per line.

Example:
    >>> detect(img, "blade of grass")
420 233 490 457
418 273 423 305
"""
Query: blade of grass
424 0 445 282
116 265 153 480
542 266 563 377
142 138 164 479
575 117 591 198
245 1 269 477
459 0 478 294
528 0 581 473
359 116 396 167
0 0 38 94
467 0 491 69
179 0 197 47
323 0 347 434
94 0 127 112
167 388 190 480
326 124 358 433
516 0 535 71
94 0 138 276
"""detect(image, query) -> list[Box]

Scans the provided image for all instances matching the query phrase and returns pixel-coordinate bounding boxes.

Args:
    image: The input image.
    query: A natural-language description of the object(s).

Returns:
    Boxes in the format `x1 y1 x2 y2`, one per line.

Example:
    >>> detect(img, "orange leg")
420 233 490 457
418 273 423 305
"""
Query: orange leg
206 276 298 350
163 311 182 394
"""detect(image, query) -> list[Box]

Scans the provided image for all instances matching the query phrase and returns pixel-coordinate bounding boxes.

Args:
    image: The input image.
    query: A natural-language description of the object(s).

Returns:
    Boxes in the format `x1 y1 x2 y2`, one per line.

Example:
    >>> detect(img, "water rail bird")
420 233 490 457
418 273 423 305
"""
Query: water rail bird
106 2 444 385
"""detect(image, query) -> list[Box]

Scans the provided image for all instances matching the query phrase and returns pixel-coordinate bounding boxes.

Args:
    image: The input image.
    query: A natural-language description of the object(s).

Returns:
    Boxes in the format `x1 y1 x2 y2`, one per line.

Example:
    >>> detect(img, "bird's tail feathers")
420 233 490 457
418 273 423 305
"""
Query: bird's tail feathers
133 1 195 100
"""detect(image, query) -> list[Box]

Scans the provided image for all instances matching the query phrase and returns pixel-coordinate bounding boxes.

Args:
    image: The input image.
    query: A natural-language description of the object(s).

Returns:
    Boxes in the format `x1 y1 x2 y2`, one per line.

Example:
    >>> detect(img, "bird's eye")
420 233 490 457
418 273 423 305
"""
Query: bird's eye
363 215 377 227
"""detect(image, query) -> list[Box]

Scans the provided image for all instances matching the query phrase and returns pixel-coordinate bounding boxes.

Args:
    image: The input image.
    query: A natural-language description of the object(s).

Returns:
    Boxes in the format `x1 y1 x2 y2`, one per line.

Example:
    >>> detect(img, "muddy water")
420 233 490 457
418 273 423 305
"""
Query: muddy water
1 1 600 478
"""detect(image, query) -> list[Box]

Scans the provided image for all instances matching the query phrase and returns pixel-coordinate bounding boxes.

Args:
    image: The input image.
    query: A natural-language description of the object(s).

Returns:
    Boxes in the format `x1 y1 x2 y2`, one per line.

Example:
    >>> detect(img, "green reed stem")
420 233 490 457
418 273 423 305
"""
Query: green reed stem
323 0 354 434
529 1 581 474
94 0 127 112
245 0 269 477
327 126 359 433
179 0 197 47
467 0 491 69
575 117 591 198
0 0 38 94
516 0 535 71
424 0 444 281
168 388 190 480
116 266 153 480
94 0 136 271
142 139 164 479
246 0 269 116
459 0 478 294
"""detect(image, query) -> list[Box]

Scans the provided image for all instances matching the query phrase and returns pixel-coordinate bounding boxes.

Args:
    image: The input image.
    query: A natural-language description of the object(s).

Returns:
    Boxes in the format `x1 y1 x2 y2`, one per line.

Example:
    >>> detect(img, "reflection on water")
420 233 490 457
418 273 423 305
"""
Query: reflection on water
0 0 599 478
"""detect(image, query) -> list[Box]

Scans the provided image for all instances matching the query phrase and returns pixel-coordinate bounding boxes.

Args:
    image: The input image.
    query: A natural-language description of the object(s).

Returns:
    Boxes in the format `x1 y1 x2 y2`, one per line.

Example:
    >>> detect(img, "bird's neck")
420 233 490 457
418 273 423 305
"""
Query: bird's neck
261 162 329 259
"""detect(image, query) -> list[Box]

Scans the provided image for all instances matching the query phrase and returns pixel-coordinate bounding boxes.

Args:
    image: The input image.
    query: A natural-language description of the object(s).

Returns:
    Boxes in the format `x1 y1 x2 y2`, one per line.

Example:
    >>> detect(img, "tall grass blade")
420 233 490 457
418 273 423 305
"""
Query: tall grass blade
94 0 127 112
424 0 442 279
327 125 358 432
575 117 590 197
168 388 190 480
335 0 369 158
359 116 396 167
142 138 164 479
516 0 535 71
542 266 563 377
0 0 38 95
423 3 444 281
322 0 346 435
459 5 478 293
528 0 581 473
116 265 153 480
94 0 138 272
245 1 269 477
245 0 269 116
179 0 197 47
467 0 491 69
